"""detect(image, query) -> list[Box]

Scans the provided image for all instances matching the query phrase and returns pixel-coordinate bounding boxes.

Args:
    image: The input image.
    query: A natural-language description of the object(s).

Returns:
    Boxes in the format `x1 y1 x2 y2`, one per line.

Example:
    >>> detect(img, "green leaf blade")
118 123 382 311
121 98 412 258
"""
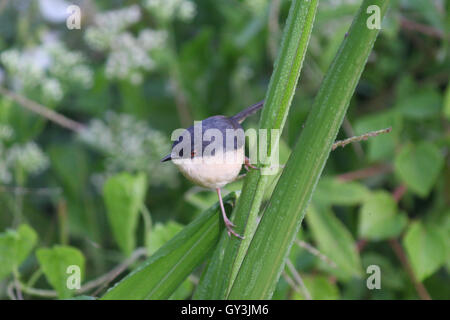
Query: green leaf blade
0 224 38 281
307 205 362 281
102 192 236 300
394 142 444 197
36 245 85 299
404 222 447 282
358 191 408 240
103 172 148 256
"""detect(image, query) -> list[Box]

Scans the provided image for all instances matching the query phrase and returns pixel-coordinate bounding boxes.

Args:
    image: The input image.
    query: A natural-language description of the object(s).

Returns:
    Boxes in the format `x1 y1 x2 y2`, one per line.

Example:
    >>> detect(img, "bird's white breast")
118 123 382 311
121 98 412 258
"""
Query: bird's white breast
173 147 244 189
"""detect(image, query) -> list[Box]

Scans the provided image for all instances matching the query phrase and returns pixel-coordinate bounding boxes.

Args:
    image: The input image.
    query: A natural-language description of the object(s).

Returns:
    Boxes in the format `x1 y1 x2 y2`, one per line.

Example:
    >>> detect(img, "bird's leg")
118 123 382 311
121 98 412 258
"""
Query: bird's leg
216 188 244 239
244 156 259 171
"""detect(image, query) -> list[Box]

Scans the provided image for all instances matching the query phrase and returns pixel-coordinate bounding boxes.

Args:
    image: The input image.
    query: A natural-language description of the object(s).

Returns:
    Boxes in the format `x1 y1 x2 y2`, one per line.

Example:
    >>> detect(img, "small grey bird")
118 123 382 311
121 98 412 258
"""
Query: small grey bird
161 101 264 239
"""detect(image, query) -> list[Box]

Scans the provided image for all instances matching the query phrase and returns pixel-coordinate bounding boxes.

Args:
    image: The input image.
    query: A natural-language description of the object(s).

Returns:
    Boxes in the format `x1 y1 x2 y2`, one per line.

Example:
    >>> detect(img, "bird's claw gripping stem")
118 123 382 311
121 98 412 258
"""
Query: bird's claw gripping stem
244 156 260 172
224 219 244 239
217 188 244 240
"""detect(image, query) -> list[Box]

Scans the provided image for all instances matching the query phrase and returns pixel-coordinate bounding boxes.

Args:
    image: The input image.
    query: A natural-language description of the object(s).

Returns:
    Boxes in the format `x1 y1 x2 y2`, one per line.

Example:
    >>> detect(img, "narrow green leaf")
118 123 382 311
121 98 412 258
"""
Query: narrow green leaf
307 206 362 281
292 275 339 300
36 245 85 299
102 192 236 300
195 0 319 300
362 252 405 290
145 221 194 300
394 142 444 197
403 221 446 282
313 177 370 206
358 191 408 240
228 0 390 299
169 279 194 300
103 172 148 256
0 224 38 281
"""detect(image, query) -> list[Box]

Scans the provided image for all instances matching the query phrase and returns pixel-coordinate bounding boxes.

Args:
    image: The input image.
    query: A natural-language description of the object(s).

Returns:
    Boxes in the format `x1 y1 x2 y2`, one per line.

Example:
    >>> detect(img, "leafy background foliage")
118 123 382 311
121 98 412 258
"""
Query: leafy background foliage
0 0 449 300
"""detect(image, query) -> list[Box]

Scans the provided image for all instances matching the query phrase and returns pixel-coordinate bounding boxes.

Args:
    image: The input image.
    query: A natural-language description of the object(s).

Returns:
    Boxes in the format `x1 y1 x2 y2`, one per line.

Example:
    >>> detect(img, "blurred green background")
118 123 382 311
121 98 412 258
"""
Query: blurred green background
0 0 448 300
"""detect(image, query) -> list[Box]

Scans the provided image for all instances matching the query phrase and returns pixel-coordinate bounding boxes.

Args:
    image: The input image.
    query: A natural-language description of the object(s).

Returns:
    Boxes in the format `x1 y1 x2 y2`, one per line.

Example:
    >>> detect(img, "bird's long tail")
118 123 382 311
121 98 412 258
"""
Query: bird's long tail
230 100 264 124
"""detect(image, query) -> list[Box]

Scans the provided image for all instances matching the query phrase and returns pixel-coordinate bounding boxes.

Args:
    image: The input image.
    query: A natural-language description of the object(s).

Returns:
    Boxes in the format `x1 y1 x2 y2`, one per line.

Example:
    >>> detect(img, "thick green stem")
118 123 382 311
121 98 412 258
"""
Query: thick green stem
194 0 319 299
228 0 390 299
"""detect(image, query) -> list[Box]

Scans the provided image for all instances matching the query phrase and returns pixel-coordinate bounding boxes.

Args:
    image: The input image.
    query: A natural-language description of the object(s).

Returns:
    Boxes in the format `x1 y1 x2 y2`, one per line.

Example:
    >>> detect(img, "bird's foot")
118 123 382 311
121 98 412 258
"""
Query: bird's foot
244 157 260 172
223 216 244 239
225 222 245 240
216 188 244 240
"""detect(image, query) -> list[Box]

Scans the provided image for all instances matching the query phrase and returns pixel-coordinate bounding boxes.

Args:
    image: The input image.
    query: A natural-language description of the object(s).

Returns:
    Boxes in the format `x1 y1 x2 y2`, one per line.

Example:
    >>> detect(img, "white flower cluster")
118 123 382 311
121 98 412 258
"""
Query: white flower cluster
0 126 49 183
78 112 178 188
144 0 197 22
0 124 14 141
1 40 92 103
85 5 167 84
46 42 93 89
105 30 167 84
84 5 141 51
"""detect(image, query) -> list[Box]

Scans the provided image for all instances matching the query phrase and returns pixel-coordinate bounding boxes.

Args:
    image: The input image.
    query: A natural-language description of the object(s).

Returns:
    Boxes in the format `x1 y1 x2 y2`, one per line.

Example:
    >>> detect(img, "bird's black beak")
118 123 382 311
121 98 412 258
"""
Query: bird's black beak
161 154 172 162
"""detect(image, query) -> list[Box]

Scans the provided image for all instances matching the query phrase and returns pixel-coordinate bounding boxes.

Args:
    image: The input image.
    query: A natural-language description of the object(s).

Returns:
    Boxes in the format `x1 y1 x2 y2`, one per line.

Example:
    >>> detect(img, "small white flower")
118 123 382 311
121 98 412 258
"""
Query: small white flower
178 1 196 21
42 78 63 102
144 0 197 22
78 112 179 188
0 124 14 141
6 142 49 177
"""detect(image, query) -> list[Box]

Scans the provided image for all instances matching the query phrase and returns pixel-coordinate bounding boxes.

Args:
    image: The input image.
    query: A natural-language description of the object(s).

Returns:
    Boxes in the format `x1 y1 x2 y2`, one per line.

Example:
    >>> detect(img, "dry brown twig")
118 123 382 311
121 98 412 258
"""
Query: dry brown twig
0 86 85 132
332 127 392 151
14 247 148 299
285 259 311 300
295 239 337 269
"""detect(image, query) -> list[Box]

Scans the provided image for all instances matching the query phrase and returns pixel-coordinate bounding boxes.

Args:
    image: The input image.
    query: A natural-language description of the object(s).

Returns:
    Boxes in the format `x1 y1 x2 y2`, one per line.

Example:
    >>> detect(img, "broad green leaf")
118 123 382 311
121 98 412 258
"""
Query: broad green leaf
314 177 370 206
394 142 444 197
195 0 320 300
358 191 408 240
147 221 183 255
227 0 389 299
362 252 405 290
102 192 236 300
394 88 442 119
306 206 362 281
0 224 38 281
354 110 402 161
403 221 446 282
103 172 148 256
36 245 85 299
292 275 339 300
